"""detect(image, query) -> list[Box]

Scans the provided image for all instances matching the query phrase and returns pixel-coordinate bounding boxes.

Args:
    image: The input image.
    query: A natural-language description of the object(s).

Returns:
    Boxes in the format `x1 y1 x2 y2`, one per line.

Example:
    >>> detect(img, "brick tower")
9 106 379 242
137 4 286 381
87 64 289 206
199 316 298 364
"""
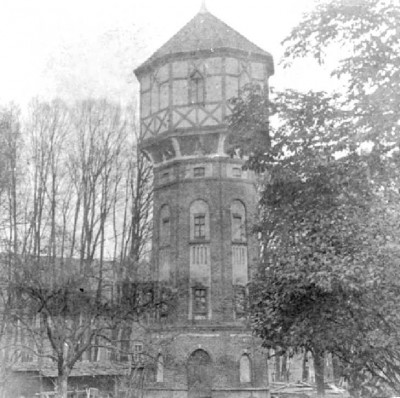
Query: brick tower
134 4 274 398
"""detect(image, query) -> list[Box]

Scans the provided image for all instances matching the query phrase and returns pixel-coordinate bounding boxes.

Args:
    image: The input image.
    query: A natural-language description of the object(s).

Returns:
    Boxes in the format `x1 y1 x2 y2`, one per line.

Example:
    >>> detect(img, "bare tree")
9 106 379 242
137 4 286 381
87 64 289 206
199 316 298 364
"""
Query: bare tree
0 99 158 398
114 105 153 280
0 104 22 397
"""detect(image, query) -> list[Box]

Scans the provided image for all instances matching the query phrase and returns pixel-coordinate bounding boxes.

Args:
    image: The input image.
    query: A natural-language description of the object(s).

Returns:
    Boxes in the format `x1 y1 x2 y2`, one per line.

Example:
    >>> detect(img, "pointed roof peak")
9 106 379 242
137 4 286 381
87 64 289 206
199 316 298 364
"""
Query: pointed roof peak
134 6 274 75
199 0 208 14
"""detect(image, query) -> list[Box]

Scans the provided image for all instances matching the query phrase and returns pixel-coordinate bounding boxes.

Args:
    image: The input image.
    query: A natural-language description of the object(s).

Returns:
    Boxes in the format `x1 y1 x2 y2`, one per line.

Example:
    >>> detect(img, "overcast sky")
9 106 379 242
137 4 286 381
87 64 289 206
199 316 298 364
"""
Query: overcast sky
0 0 336 107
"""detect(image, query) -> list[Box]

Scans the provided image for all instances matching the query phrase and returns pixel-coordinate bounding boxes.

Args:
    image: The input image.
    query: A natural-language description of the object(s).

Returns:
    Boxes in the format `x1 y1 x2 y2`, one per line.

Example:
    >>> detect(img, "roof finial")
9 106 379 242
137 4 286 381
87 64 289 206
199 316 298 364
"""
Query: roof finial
199 0 208 13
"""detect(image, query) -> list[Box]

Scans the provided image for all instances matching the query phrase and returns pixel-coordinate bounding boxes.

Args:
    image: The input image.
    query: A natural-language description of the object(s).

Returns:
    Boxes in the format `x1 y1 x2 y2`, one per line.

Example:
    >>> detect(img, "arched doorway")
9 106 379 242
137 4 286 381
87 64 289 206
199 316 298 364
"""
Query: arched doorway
187 349 212 398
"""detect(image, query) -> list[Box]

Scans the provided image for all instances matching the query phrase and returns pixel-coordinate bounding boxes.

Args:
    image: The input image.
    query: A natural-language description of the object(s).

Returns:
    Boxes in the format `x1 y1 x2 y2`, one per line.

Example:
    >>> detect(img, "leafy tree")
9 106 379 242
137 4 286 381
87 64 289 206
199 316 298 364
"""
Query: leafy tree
228 82 400 397
274 2 400 392
282 0 400 153
227 2 400 396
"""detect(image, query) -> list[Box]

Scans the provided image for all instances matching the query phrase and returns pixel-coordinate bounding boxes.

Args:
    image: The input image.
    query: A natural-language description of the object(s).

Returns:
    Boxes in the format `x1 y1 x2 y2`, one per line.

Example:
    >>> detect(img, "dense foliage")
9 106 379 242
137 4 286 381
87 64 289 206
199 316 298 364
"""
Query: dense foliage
228 1 400 395
282 0 400 152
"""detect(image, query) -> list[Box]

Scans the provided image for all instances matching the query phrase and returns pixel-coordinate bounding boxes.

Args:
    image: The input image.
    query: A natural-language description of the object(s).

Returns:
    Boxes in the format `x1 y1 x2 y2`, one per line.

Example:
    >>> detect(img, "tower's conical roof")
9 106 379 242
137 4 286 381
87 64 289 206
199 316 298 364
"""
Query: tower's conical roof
135 9 273 75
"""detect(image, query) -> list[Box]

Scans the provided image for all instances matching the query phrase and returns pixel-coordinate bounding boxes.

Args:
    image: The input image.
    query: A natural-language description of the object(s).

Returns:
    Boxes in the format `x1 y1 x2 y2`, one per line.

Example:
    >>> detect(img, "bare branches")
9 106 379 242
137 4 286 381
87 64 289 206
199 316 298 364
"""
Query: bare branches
0 98 156 397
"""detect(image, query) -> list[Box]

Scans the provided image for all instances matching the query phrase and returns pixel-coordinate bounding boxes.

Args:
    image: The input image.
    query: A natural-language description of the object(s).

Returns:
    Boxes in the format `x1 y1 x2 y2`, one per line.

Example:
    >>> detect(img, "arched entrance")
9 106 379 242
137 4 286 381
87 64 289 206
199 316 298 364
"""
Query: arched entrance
187 349 212 398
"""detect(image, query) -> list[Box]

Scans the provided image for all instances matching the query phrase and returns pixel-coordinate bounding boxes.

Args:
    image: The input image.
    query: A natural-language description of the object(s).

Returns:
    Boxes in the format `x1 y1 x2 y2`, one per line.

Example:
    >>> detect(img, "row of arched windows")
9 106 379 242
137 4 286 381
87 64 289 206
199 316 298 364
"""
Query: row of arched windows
159 199 247 245
159 199 248 317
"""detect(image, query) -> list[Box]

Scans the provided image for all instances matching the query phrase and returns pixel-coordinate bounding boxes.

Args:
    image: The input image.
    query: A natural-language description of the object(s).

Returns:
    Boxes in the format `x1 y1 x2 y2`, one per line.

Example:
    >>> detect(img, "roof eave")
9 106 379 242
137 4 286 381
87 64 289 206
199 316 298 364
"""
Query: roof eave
134 47 274 78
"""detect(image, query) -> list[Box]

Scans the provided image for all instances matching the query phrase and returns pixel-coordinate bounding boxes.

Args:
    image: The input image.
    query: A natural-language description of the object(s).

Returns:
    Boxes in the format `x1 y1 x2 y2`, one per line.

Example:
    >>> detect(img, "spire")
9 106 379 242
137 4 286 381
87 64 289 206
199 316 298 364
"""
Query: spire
199 0 208 13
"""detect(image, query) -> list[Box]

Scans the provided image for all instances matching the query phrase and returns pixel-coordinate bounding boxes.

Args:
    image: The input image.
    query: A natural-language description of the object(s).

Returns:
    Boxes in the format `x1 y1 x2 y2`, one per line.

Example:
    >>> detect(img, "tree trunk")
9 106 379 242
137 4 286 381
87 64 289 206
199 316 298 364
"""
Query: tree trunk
331 354 343 385
281 353 288 382
312 348 325 397
274 353 281 382
302 351 309 382
56 363 71 398
56 370 69 398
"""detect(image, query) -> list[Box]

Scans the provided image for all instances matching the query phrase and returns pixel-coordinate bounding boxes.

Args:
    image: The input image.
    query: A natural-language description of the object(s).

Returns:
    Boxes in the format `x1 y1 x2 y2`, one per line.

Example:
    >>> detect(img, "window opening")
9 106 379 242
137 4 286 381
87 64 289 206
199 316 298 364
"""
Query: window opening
194 166 205 177
120 341 130 362
194 214 206 239
232 167 242 177
156 354 164 383
133 343 143 363
190 200 209 241
160 205 171 246
193 288 207 315
120 327 131 362
235 285 247 317
161 217 170 243
189 70 205 104
231 200 247 242
232 214 244 241
239 354 251 383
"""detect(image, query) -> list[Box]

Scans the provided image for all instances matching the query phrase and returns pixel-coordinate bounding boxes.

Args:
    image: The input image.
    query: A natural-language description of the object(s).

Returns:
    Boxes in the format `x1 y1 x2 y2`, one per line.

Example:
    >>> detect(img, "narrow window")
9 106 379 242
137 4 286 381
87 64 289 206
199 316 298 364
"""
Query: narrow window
156 354 164 383
194 166 205 178
193 288 207 315
232 214 244 241
231 200 246 242
194 214 206 239
190 200 209 241
234 285 247 317
189 70 205 104
240 354 251 383
133 343 143 363
160 205 171 246
162 218 170 241
120 328 131 362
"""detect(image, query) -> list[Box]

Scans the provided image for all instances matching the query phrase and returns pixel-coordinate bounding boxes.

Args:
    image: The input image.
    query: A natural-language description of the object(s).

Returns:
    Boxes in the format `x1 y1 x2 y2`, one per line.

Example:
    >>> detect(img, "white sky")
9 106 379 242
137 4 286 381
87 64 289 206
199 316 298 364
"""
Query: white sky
0 0 336 107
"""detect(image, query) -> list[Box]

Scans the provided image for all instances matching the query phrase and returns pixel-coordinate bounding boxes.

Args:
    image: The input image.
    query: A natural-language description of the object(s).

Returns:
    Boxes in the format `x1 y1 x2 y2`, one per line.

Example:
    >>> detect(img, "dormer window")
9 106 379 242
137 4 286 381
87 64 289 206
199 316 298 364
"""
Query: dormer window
189 70 205 104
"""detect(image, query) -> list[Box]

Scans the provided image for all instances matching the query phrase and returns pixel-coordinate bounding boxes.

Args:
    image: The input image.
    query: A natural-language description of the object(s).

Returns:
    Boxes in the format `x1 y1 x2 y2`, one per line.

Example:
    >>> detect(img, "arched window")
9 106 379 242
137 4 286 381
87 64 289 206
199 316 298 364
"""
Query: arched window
156 354 164 383
231 200 246 242
190 200 210 241
239 354 251 383
187 349 212 394
189 70 205 104
159 205 171 246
